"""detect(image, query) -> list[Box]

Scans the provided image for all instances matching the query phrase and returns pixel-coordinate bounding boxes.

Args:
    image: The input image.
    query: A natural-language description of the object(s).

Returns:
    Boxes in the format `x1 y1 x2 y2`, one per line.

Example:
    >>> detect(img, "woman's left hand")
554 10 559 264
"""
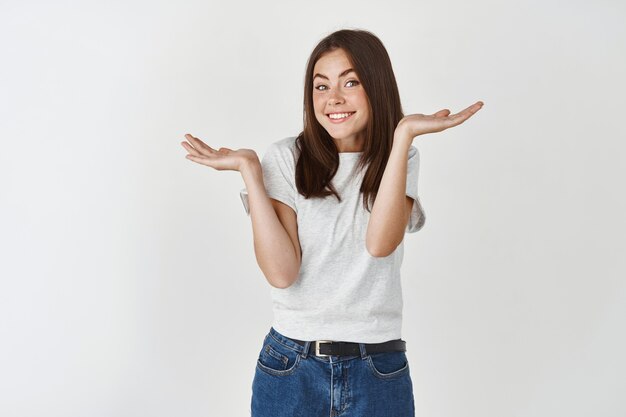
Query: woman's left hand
395 100 484 140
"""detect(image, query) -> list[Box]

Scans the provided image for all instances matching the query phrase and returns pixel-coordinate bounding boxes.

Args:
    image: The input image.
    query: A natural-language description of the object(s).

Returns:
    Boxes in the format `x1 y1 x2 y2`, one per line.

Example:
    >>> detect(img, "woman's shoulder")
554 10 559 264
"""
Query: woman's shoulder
270 135 298 152
265 135 300 162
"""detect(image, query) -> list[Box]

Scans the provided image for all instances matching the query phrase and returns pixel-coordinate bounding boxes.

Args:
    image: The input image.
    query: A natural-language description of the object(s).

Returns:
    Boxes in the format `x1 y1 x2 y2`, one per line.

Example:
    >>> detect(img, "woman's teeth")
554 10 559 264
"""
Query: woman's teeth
328 112 355 120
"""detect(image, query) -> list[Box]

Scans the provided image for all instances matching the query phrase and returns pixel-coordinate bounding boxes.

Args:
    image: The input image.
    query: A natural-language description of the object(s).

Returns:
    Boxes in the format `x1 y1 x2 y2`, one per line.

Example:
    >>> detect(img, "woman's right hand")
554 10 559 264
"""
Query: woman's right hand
181 133 259 172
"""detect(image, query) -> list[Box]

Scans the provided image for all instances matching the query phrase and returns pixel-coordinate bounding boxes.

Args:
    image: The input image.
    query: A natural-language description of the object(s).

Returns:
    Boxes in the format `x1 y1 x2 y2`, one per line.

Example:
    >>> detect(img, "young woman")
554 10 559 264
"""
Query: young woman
182 29 483 417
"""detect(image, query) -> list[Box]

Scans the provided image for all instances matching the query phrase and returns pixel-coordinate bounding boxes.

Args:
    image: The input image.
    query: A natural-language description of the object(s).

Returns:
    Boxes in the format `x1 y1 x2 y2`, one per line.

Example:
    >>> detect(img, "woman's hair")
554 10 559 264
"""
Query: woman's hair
294 28 405 212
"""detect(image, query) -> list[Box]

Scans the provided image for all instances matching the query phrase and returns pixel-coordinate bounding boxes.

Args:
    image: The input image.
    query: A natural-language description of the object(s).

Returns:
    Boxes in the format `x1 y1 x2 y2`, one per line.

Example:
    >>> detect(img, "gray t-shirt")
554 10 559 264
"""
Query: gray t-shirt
240 136 425 343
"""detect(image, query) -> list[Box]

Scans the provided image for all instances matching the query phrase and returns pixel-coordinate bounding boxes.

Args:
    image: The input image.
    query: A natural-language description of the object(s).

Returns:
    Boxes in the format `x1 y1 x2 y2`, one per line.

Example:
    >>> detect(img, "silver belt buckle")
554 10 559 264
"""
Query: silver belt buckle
315 340 334 357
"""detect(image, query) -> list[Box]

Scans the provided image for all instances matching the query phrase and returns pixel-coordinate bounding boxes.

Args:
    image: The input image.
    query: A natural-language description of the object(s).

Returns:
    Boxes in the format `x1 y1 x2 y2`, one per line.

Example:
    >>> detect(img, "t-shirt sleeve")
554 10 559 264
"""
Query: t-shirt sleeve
405 145 426 233
239 141 297 216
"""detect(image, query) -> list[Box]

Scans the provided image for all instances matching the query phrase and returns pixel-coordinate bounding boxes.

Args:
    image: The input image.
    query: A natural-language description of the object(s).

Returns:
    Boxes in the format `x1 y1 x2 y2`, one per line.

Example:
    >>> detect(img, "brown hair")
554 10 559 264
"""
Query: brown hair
293 28 405 212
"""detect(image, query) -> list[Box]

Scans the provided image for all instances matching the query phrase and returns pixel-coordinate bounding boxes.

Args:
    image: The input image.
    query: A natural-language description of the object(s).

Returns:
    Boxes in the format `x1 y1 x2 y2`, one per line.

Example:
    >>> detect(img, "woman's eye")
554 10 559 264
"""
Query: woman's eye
314 80 359 91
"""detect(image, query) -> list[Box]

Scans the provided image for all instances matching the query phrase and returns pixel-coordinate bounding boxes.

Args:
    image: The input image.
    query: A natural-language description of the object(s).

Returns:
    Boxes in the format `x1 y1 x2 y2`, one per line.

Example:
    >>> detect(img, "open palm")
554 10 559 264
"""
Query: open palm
181 133 257 172
397 101 484 139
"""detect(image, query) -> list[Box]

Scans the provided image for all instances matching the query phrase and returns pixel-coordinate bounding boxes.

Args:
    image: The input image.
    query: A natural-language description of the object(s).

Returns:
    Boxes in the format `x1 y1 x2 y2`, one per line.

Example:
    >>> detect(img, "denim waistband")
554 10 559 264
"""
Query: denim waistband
267 326 407 361
270 326 367 360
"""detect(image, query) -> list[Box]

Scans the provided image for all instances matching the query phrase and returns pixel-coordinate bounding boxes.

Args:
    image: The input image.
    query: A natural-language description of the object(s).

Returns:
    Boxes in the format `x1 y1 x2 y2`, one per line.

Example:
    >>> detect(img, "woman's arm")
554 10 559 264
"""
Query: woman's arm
240 159 301 288
366 101 484 257
181 134 301 288
365 137 413 258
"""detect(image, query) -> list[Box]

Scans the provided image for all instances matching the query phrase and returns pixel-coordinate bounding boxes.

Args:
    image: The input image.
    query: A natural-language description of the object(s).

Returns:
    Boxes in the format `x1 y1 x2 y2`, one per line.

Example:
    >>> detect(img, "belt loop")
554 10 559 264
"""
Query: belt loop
301 341 310 358
358 342 368 359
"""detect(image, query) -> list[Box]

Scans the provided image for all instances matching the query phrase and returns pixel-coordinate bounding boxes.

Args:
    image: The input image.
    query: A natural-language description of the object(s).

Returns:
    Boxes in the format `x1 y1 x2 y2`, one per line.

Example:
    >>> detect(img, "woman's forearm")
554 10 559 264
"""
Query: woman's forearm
365 135 412 257
240 159 300 288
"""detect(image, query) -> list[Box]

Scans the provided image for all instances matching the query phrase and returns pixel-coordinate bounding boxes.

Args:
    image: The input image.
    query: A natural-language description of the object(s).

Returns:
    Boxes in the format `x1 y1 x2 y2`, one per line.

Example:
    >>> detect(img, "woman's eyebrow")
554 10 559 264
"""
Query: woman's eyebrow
313 68 355 80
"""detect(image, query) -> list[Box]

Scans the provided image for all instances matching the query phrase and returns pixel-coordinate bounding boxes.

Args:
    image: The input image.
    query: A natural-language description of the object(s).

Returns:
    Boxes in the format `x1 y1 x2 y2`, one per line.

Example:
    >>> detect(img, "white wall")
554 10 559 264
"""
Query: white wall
1 0 624 416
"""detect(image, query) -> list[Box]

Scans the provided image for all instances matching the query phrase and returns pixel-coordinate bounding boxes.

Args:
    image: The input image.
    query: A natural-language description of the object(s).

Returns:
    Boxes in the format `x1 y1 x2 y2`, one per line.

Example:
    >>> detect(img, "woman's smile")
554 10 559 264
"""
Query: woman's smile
326 111 356 123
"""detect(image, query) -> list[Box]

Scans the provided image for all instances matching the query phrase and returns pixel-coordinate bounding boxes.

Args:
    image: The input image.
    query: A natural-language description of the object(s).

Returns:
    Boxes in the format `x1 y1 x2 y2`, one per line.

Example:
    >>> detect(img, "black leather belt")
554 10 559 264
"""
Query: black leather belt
288 337 406 357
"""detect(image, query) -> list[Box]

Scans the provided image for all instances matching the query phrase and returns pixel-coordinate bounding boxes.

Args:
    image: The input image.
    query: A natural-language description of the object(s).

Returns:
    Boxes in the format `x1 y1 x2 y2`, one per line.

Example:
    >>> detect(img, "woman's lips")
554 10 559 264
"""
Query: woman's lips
326 111 355 124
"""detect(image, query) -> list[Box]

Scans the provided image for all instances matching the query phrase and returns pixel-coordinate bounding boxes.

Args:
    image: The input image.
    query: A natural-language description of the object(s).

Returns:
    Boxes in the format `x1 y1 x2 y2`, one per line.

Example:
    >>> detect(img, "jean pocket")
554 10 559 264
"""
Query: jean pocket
367 351 410 380
256 334 301 376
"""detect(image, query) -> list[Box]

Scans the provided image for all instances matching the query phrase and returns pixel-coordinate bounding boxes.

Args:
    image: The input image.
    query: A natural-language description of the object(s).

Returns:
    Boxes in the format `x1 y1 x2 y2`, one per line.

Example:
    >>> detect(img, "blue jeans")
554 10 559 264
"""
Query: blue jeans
251 326 415 417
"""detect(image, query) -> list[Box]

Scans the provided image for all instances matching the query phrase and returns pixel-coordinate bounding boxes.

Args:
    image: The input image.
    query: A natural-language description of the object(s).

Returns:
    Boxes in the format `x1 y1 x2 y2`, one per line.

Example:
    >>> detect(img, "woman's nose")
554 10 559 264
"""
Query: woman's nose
328 93 344 105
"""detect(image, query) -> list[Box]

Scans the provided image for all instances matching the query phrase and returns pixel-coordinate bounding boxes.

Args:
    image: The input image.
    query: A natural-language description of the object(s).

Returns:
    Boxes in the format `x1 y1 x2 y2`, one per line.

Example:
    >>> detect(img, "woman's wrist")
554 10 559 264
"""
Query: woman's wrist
393 125 415 149
239 156 263 185
239 154 261 173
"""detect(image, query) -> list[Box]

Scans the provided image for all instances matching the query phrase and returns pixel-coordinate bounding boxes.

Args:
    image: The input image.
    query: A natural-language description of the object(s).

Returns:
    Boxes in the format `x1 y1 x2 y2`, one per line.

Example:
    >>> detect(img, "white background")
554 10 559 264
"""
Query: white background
1 1 624 416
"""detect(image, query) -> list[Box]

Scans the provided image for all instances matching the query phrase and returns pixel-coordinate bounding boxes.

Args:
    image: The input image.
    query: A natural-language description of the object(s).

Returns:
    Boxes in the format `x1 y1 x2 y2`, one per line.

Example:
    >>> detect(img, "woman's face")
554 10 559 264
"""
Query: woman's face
312 48 370 150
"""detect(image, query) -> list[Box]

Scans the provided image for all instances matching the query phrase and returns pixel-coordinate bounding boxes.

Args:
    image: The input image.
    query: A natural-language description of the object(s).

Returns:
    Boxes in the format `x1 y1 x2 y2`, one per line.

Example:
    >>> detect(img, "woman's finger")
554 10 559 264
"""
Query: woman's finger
185 133 217 154
447 102 484 125
185 153 215 166
182 134 208 155
217 147 235 155
433 109 451 118
181 141 203 157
